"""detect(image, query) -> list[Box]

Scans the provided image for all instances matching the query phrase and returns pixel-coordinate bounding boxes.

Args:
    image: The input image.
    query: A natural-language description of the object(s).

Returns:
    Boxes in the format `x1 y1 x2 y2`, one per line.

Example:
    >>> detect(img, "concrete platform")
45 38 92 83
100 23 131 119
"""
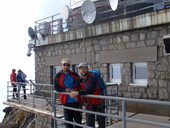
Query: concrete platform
107 112 170 128
3 96 170 128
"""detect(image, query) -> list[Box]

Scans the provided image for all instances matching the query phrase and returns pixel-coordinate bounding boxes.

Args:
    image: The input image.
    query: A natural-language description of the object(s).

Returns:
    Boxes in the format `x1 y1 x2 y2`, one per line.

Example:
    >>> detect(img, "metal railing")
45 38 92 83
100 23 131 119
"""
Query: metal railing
34 0 170 38
6 81 170 128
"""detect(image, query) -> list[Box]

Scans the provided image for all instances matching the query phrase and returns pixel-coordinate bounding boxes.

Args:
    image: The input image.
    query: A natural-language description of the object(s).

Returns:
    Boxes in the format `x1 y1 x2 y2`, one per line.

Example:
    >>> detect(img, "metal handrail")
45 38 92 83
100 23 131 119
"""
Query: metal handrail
53 91 170 128
6 81 170 128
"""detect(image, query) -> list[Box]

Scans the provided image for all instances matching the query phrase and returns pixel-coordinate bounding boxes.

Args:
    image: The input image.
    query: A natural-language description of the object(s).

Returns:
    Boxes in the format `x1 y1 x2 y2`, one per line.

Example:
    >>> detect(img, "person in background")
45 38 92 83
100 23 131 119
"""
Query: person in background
70 62 105 128
10 69 17 98
16 70 27 99
54 58 82 128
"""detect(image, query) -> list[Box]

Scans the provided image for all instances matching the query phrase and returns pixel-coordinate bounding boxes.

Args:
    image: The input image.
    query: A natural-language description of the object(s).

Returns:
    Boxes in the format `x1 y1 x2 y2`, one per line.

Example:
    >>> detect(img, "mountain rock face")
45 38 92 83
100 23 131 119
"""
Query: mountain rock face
1 107 35 128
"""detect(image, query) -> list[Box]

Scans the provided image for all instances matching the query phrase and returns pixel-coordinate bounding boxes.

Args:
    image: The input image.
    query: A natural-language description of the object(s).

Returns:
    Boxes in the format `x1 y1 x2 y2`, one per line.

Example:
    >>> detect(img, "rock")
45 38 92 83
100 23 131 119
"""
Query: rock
1 107 35 128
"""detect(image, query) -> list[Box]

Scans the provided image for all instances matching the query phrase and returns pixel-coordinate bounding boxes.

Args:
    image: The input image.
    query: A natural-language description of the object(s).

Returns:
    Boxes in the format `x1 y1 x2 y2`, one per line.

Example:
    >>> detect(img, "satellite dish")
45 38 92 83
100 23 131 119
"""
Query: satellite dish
28 27 36 40
60 5 70 21
81 0 96 24
37 32 44 41
109 0 118 11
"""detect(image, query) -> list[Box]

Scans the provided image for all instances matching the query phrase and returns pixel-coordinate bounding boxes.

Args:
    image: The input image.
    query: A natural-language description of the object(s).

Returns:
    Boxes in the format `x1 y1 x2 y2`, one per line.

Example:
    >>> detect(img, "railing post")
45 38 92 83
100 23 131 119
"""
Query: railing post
32 84 35 108
7 81 9 101
122 100 126 128
30 82 32 95
53 91 57 128
123 0 127 18
17 83 21 104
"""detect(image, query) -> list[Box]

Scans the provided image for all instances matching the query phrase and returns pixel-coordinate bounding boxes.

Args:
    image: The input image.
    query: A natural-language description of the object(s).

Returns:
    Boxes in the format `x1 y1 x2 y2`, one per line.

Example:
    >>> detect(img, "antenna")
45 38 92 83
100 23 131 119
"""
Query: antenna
27 26 41 57
60 4 70 21
81 0 96 24
109 0 119 11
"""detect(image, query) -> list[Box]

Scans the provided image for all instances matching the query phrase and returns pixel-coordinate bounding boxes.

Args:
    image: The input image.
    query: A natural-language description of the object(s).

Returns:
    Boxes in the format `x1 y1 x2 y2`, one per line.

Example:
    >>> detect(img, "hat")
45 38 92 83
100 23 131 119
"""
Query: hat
77 62 88 68
61 58 71 64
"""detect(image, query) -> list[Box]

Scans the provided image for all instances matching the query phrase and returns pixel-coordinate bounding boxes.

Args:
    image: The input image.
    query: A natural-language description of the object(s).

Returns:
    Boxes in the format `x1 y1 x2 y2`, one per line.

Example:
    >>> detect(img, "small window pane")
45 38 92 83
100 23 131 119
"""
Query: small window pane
113 66 121 79
133 63 148 84
110 64 122 84
135 66 147 79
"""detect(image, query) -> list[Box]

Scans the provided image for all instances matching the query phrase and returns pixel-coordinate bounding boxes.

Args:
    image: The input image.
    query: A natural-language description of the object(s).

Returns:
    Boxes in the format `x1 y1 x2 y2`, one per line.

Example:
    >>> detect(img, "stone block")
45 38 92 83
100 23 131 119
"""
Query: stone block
147 88 158 99
139 33 146 40
158 88 168 100
123 92 132 98
156 72 166 79
132 92 142 98
158 80 168 88
148 71 155 79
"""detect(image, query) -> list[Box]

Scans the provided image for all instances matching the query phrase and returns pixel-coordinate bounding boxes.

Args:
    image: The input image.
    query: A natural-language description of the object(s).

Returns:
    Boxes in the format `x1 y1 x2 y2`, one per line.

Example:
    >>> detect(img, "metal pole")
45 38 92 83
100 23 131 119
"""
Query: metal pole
32 84 35 108
124 0 127 18
18 84 21 104
7 82 9 100
122 100 126 128
53 91 57 128
30 82 32 95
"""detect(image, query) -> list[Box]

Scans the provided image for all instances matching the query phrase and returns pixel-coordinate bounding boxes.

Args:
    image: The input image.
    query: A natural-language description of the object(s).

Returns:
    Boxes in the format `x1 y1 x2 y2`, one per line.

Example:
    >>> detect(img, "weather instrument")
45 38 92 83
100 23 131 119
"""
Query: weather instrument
81 0 96 24
109 0 119 11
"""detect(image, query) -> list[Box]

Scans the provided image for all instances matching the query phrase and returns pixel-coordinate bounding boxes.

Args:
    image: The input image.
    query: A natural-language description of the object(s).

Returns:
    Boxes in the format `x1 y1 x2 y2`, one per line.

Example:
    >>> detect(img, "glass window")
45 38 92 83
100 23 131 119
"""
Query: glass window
133 62 148 84
110 64 122 84
53 65 61 80
72 64 78 73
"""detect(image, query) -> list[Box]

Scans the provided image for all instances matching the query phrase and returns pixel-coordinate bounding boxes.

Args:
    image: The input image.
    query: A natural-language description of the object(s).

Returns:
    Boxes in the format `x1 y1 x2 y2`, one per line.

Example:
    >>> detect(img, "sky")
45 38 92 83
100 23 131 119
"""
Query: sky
0 0 69 122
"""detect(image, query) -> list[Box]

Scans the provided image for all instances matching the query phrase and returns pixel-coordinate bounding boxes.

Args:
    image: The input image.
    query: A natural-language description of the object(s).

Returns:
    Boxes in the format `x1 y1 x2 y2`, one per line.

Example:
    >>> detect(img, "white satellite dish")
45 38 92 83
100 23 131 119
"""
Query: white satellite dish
37 32 43 41
60 5 70 21
109 0 118 11
81 0 96 24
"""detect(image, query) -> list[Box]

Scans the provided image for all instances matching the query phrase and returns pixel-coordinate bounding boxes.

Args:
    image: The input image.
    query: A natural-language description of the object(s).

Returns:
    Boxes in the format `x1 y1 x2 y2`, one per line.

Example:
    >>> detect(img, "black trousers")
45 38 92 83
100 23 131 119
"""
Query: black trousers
64 102 82 128
12 85 17 97
18 84 26 98
86 104 105 128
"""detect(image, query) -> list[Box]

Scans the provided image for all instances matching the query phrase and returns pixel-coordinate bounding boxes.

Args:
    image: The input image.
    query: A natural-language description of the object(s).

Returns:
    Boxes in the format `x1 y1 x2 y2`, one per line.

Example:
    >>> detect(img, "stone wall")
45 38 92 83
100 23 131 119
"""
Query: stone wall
35 24 170 101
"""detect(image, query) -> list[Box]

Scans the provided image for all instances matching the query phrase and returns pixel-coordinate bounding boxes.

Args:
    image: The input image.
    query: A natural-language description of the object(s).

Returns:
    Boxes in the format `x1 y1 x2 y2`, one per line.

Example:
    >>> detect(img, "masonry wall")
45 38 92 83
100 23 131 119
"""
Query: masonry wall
35 13 170 116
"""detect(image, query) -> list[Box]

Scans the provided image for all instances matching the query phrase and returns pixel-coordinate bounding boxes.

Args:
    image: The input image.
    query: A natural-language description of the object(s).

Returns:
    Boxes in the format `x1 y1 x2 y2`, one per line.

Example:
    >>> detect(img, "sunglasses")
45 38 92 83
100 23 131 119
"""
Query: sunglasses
63 63 70 67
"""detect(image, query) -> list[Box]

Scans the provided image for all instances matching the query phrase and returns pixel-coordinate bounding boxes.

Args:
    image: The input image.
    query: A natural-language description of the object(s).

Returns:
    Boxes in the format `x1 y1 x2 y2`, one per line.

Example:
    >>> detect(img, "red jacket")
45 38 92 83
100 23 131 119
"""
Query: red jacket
54 70 81 105
79 73 103 105
10 71 16 86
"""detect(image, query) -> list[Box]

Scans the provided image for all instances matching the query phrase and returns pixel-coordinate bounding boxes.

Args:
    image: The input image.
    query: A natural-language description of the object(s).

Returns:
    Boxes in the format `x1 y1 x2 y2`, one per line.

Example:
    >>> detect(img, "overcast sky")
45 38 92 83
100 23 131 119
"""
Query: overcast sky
0 0 69 122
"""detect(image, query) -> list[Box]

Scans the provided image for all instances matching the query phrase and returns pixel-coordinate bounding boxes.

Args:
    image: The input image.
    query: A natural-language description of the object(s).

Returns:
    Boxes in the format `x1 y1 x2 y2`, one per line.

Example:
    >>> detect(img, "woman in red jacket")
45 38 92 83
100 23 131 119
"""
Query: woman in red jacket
10 69 17 98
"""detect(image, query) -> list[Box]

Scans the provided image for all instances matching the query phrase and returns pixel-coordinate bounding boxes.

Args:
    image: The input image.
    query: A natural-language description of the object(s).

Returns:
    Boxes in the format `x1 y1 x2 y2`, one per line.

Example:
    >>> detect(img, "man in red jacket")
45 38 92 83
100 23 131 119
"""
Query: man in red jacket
10 69 17 98
71 62 105 128
54 58 82 128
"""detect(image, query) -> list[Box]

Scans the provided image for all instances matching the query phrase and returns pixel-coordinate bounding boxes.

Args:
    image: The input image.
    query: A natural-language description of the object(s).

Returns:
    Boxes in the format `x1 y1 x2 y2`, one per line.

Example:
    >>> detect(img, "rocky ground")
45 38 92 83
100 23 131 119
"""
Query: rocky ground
0 107 35 128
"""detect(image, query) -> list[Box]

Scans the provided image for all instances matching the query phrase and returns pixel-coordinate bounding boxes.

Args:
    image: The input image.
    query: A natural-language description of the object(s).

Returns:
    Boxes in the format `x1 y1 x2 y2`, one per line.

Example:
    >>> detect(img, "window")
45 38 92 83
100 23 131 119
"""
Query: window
72 64 78 73
53 66 61 83
132 62 148 85
110 64 122 84
50 66 61 84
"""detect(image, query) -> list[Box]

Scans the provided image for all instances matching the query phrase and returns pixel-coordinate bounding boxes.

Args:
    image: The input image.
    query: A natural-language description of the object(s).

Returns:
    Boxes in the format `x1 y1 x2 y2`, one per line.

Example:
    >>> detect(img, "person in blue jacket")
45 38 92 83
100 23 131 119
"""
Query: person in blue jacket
16 70 27 99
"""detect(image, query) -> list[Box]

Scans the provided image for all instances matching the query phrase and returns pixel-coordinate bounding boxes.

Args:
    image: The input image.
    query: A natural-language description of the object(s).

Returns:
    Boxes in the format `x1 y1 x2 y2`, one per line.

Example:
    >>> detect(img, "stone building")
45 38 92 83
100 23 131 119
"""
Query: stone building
31 0 170 116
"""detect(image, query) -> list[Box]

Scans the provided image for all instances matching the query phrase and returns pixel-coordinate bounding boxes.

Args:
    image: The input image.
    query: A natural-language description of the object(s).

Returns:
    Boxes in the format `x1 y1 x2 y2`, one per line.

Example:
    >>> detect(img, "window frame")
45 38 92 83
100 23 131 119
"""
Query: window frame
132 62 148 85
109 63 122 84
